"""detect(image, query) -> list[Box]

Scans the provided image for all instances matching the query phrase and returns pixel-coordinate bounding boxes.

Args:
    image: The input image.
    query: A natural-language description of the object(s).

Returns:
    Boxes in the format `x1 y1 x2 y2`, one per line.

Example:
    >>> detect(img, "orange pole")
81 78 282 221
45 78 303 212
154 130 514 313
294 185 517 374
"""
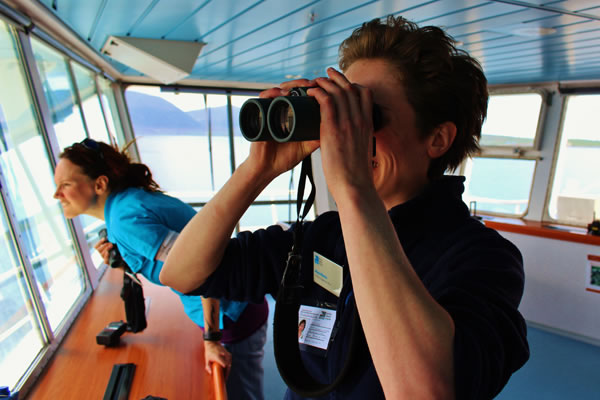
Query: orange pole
212 363 227 400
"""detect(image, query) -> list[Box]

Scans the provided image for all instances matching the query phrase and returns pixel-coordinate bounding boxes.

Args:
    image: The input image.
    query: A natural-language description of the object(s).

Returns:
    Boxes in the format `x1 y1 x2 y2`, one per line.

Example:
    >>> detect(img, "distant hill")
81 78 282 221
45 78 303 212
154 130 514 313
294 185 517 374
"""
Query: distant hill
479 135 533 146
125 91 239 136
187 109 238 134
567 139 600 147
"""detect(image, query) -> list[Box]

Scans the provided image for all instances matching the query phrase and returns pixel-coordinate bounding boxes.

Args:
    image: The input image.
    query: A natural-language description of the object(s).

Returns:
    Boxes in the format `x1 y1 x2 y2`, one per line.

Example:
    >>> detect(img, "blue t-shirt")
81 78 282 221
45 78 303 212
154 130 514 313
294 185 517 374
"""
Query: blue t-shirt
104 187 246 327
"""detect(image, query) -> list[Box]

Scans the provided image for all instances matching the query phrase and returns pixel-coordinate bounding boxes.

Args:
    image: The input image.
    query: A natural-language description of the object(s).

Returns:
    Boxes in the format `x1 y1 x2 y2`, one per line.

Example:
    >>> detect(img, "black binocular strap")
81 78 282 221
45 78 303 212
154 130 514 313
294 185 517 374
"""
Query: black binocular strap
273 156 367 397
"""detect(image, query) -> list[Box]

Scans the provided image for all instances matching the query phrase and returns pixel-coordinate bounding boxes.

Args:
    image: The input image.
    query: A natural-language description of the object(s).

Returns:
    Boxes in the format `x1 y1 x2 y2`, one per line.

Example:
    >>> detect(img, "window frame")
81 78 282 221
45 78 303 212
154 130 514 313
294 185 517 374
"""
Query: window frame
0 20 118 396
544 90 600 226
458 88 548 218
477 87 547 156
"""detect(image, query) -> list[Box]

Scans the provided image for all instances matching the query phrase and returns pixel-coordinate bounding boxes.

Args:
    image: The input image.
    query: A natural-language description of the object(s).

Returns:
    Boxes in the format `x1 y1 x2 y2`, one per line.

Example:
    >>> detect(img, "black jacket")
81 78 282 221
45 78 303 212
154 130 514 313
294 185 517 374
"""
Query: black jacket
195 176 530 399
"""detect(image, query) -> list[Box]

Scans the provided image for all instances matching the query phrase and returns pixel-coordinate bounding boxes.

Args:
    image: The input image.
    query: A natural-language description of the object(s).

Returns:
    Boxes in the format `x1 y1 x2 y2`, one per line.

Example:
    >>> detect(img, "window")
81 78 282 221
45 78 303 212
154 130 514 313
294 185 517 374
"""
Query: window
97 77 126 146
30 37 87 150
126 86 213 202
462 92 543 216
71 62 112 144
463 157 536 215
125 86 313 231
0 204 45 392
479 93 541 147
548 94 600 225
31 38 107 267
0 21 87 389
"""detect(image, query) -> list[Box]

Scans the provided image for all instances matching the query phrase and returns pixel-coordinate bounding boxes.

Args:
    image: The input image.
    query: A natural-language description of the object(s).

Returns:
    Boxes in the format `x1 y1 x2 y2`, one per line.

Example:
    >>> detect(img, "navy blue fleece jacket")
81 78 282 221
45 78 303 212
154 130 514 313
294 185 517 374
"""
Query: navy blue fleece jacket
193 176 529 399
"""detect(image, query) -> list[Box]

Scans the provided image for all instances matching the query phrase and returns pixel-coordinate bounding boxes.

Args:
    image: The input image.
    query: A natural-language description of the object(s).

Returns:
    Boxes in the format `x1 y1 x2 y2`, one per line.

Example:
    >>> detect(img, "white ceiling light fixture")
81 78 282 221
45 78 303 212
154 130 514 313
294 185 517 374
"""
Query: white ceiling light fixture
488 24 557 38
513 26 557 37
101 36 205 84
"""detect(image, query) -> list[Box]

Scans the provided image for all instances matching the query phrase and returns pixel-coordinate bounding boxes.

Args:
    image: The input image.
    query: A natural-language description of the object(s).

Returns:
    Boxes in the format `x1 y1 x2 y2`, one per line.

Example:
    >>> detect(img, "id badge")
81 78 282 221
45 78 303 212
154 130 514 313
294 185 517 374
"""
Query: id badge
297 252 344 356
298 304 336 357
313 252 343 297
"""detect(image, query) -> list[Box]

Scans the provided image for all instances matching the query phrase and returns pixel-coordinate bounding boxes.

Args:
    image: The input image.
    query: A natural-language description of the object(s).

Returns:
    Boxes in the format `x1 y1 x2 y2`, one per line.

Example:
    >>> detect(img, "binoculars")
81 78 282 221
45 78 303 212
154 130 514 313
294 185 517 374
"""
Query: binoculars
99 228 125 269
239 87 382 142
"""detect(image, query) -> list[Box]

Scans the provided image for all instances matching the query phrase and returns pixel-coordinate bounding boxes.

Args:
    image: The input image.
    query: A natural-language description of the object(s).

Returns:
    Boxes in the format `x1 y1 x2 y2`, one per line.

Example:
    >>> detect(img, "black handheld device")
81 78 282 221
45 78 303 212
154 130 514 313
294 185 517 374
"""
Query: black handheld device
96 229 148 342
98 228 125 269
96 321 127 346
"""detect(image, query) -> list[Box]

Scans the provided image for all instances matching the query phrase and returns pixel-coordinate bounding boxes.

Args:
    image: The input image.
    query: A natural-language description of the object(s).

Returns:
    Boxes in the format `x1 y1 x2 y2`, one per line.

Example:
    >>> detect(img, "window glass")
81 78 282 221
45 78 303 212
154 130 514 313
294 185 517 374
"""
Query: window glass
548 95 600 225
207 94 233 191
480 93 542 147
0 21 86 387
31 39 104 268
232 95 252 171
71 63 111 144
1 27 86 331
460 92 542 216
30 37 87 150
79 215 106 269
98 78 125 146
239 204 299 231
126 85 211 203
463 157 536 216
0 203 45 390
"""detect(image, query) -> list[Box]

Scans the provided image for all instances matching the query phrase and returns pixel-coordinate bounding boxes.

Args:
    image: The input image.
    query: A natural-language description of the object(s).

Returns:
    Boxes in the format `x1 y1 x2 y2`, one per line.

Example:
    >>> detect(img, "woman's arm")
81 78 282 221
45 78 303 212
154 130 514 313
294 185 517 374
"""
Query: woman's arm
201 297 232 375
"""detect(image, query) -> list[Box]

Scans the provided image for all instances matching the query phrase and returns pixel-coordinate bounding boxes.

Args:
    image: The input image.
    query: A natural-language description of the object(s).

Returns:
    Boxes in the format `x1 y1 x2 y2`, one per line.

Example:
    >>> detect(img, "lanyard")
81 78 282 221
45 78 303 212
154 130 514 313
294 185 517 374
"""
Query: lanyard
278 156 315 304
273 156 366 397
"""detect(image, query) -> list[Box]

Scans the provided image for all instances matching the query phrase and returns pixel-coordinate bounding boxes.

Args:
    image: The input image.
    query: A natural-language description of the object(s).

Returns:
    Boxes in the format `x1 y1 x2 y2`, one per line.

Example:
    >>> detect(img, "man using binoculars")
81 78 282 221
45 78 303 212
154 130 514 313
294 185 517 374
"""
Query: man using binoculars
161 15 529 400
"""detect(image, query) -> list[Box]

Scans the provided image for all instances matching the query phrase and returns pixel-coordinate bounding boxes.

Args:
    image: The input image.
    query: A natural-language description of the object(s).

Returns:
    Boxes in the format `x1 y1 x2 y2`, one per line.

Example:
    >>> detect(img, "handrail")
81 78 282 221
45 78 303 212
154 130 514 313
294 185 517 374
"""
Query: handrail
211 363 227 400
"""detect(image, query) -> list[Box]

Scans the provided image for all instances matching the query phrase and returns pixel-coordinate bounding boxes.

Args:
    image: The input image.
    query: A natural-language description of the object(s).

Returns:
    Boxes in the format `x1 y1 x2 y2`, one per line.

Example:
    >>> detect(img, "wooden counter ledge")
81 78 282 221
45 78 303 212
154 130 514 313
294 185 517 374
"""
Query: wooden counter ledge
28 267 215 399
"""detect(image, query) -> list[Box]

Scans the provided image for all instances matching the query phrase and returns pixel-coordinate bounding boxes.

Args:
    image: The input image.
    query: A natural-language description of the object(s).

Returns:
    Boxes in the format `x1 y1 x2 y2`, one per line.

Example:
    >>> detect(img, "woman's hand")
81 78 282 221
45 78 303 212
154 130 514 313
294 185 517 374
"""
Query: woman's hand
203 340 232 377
94 238 113 265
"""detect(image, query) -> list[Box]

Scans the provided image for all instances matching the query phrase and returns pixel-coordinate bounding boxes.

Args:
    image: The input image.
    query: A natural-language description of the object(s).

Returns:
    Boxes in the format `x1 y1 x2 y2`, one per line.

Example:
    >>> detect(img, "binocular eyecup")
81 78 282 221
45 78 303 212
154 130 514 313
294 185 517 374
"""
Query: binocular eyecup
239 88 382 142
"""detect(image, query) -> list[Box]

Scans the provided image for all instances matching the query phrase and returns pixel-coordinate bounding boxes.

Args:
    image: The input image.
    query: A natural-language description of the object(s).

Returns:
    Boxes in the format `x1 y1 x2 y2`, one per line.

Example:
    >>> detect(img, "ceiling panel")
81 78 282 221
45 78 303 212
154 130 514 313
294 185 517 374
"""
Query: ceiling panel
197 0 388 66
30 0 600 85
469 29 600 58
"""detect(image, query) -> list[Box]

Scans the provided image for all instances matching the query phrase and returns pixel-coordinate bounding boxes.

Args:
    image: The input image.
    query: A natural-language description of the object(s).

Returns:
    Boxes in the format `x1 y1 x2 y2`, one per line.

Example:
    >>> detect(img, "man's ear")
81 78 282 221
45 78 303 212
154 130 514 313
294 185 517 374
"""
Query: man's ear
427 121 456 159
94 175 109 194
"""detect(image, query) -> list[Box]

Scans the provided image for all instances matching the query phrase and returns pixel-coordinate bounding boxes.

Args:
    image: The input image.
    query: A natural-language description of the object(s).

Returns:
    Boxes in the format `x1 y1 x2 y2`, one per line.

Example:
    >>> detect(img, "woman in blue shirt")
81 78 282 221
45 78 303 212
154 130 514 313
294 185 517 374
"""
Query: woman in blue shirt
53 139 268 400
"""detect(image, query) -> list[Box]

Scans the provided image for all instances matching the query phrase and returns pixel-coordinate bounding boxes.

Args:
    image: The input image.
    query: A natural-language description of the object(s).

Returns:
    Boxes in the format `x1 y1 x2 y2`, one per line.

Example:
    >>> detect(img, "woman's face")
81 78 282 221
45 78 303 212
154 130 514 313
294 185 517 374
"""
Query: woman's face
53 158 98 218
345 59 431 207
298 321 306 338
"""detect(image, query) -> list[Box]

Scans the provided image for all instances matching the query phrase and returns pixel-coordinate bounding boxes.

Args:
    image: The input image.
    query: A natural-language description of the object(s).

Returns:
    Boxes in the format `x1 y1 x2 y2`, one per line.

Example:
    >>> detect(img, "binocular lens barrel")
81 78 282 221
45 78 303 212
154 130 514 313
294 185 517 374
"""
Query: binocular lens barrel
268 99 295 140
267 96 320 142
239 98 272 141
239 91 381 142
239 96 321 142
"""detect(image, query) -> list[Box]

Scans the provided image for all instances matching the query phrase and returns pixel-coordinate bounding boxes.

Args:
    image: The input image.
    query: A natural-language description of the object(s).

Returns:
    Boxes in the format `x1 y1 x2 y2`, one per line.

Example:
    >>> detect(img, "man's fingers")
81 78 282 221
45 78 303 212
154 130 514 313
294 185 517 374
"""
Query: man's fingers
280 78 315 91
